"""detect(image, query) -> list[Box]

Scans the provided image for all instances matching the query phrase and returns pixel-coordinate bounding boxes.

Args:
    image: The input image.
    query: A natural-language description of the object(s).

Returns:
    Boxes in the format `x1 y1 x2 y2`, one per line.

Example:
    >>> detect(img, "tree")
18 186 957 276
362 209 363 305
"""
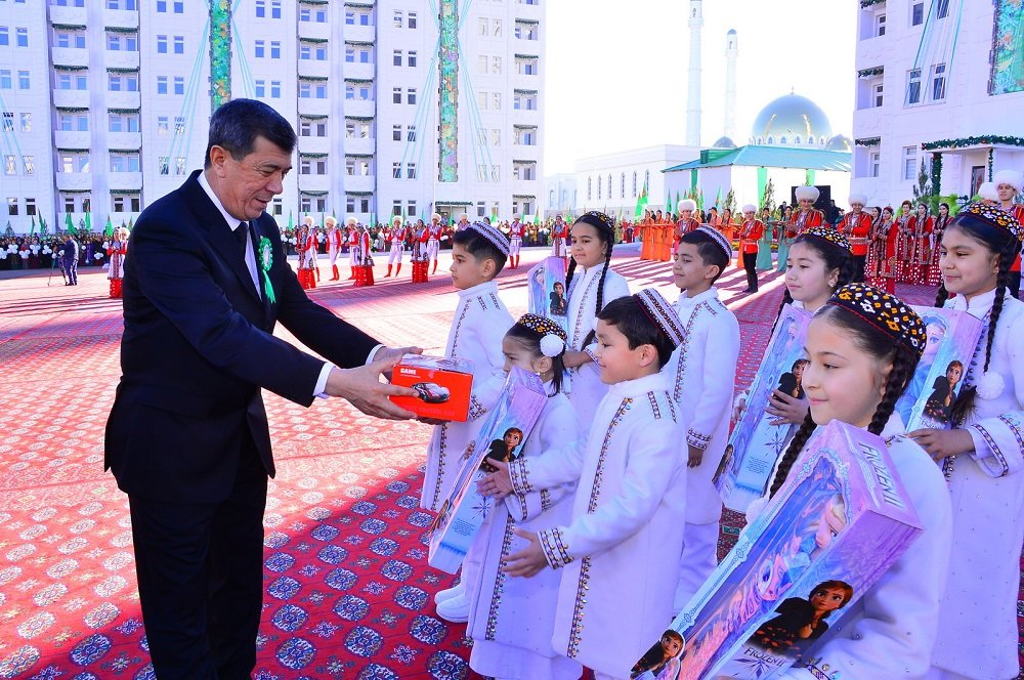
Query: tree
761 178 777 215
911 157 932 204
724 188 737 215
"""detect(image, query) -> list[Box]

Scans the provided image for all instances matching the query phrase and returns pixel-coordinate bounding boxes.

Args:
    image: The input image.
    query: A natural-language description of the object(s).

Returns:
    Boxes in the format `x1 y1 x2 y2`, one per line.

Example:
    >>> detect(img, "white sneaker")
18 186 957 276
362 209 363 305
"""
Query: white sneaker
433 580 465 606
435 590 470 623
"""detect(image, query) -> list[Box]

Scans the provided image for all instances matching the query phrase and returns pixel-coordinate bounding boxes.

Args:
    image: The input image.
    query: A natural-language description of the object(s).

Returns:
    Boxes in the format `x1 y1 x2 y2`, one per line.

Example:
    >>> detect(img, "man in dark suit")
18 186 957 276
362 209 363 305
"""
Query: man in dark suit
104 100 419 680
62 235 79 285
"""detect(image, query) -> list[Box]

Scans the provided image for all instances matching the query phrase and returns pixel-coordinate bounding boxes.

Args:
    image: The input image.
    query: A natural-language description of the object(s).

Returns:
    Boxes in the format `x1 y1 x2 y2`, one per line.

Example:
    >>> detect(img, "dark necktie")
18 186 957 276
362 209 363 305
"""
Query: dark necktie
234 221 248 261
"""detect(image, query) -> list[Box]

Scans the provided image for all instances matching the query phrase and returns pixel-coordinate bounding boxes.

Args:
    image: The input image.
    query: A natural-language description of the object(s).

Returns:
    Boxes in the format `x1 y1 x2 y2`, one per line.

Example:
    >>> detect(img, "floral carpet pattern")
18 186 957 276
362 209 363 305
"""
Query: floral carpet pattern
0 250 1015 679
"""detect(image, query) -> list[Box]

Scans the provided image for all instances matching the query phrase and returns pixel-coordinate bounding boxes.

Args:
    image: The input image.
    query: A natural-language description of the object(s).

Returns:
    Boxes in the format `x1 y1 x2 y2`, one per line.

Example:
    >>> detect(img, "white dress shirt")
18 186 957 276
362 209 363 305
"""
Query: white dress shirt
197 171 384 397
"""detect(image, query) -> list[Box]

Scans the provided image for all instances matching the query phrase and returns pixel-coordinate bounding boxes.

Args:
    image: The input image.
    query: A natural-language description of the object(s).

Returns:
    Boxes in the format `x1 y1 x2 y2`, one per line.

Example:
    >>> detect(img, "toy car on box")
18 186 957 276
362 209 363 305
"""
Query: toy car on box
389 354 473 422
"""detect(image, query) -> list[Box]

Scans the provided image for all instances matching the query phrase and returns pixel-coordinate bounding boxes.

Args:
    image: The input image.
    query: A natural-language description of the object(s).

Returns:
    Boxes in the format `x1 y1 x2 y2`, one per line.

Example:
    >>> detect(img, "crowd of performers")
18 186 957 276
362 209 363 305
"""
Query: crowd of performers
412 176 1024 680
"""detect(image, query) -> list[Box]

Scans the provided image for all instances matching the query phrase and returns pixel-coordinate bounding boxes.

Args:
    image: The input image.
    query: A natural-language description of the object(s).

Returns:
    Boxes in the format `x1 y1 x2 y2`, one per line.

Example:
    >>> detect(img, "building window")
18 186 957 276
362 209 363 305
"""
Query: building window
255 0 265 17
876 13 886 37
0 71 9 89
408 12 417 28
407 88 417 105
256 80 266 98
270 41 280 59
110 152 141 173
408 51 418 68
271 0 281 19
620 173 625 196
931 63 946 101
911 1 924 26
903 146 917 181
936 0 949 19
906 68 921 104
587 177 592 200
17 71 29 90
7 197 18 214
271 81 281 98
392 87 401 104
20 112 30 132
407 163 417 179
393 50 403 67
22 155 34 175
869 151 880 177
16 28 27 47
393 10 404 28
157 35 168 53
157 76 168 94
874 82 884 107
174 36 184 54
254 40 264 58
407 125 416 141
174 76 184 95
25 198 36 216
514 90 537 110
515 20 539 40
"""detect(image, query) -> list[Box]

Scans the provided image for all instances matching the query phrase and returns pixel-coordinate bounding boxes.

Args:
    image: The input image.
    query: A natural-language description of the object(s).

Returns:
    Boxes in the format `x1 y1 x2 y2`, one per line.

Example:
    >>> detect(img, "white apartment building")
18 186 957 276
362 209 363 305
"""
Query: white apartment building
0 0 545 234
574 145 702 218
851 0 1024 208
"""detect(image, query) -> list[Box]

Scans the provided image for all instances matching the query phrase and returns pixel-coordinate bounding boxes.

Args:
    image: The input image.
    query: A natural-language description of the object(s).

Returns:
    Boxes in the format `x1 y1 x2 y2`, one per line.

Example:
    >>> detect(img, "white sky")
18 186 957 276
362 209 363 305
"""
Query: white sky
542 0 857 174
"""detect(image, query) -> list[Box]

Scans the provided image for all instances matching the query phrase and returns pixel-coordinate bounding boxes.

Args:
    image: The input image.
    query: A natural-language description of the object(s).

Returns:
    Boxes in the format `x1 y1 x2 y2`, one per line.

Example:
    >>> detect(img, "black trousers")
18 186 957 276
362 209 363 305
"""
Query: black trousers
129 446 267 680
851 254 867 283
743 252 758 292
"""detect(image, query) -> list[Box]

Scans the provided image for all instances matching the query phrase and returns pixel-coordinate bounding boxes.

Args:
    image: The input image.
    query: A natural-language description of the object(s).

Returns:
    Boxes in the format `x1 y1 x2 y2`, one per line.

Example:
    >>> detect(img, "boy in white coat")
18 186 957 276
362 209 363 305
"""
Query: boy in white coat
665 226 741 612
425 222 515 622
487 290 688 680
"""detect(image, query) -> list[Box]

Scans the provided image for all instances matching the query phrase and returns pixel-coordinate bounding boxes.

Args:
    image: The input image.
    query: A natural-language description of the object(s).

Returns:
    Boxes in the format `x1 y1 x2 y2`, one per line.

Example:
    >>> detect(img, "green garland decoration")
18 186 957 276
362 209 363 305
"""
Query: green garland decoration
859 0 886 6
988 149 994 180
930 153 942 197
855 137 881 147
921 135 1024 150
857 67 884 78
209 0 231 110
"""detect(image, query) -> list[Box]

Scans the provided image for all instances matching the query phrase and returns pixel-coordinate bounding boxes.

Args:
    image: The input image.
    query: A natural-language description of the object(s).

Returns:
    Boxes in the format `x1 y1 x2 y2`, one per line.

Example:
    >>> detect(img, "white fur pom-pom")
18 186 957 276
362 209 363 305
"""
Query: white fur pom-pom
976 371 1005 400
540 334 566 358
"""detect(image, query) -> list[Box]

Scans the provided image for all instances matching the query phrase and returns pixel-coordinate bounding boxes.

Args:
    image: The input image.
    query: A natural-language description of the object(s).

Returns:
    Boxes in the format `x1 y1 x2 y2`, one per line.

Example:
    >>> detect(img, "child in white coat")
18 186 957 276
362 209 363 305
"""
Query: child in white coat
753 283 952 680
561 211 631 430
483 290 688 680
426 222 514 622
906 203 1024 680
463 314 582 680
663 227 740 611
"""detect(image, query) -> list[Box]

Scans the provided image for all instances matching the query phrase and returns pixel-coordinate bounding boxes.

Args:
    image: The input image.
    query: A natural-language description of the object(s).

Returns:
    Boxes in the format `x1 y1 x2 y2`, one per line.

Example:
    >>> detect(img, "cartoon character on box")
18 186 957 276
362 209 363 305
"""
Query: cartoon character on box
921 360 963 427
482 427 524 471
776 359 809 400
549 281 568 316
631 630 686 679
750 580 853 654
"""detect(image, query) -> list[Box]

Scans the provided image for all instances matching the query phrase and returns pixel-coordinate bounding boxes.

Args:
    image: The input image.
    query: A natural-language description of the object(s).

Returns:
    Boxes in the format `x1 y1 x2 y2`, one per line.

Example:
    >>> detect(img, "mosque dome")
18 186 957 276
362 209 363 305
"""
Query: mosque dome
712 136 736 149
749 93 833 148
826 134 852 152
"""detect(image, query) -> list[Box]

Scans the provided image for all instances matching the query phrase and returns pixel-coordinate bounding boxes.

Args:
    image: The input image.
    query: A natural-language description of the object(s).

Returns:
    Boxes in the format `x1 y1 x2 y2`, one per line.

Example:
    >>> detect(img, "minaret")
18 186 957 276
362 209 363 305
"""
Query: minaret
686 0 703 147
724 29 738 142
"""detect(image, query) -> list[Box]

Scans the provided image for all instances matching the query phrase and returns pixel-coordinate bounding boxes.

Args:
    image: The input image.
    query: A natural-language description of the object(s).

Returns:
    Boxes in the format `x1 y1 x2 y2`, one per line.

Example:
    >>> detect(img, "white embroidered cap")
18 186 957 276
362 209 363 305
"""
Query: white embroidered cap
468 221 511 256
694 225 733 261
633 288 686 348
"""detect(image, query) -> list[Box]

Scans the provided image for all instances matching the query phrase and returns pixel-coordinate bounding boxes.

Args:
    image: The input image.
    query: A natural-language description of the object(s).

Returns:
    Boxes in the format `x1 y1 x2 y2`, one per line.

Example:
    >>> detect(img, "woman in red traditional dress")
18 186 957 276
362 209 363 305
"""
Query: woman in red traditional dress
106 227 129 298
927 202 953 286
907 202 934 285
869 206 897 293
894 200 914 284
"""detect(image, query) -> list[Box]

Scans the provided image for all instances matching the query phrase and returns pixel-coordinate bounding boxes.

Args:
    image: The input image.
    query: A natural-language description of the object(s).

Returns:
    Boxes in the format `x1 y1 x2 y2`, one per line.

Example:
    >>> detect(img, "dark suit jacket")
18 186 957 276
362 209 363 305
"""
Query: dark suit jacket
104 170 379 503
63 238 79 264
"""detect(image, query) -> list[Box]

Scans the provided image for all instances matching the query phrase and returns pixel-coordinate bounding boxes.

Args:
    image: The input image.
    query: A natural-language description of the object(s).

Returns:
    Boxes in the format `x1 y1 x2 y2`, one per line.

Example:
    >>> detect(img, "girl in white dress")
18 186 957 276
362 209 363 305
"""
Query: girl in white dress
906 203 1024 680
749 283 952 680
562 211 630 430
463 314 582 680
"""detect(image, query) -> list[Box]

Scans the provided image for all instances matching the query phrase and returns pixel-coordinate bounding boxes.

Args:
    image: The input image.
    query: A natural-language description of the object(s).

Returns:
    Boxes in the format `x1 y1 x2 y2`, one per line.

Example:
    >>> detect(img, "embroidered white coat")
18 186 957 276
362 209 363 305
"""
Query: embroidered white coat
464 388 582 680
564 264 630 430
509 373 686 678
663 286 740 524
767 419 953 680
928 290 1024 679
421 280 514 511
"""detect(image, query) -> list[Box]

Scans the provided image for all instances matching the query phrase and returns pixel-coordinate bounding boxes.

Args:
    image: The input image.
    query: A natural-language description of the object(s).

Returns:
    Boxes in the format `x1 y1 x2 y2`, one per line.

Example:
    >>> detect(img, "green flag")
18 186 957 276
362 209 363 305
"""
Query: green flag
127 216 133 230
104 216 114 236
84 212 92 235
287 210 294 231
29 216 36 235
634 176 649 218
65 213 77 234
39 215 47 236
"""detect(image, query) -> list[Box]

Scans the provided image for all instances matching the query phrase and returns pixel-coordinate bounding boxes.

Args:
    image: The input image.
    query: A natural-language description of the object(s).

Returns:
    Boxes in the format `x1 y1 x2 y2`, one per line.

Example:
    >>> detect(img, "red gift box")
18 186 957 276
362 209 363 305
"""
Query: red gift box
389 354 473 422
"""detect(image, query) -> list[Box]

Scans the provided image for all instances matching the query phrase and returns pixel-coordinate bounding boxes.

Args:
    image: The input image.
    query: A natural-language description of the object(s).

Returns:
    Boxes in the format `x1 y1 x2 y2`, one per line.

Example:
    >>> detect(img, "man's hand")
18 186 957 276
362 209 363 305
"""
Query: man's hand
766 390 810 426
907 428 975 462
502 529 548 578
477 459 514 499
688 445 705 468
372 345 423 381
326 355 418 420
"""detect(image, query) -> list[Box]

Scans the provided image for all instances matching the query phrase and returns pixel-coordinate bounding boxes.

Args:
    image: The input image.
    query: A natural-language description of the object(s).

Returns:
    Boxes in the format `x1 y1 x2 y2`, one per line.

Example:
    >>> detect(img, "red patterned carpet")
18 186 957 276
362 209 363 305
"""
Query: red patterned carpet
0 250 1014 679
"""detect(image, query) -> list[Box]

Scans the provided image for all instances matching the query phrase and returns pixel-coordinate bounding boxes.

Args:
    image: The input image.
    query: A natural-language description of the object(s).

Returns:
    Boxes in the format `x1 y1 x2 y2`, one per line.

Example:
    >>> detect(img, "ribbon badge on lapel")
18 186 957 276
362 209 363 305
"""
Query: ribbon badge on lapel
258 236 276 303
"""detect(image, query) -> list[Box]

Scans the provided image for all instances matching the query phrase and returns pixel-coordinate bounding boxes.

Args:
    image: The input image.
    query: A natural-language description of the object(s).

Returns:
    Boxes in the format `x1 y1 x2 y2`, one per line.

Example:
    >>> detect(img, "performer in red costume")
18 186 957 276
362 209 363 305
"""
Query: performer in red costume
106 227 129 298
837 193 873 282
508 214 526 269
345 217 360 279
995 169 1024 298
790 186 825 236
868 206 897 293
550 214 569 260
427 213 443 273
907 202 934 285
738 204 764 293
675 199 700 257
295 222 317 289
325 216 343 281
385 215 408 278
928 202 953 287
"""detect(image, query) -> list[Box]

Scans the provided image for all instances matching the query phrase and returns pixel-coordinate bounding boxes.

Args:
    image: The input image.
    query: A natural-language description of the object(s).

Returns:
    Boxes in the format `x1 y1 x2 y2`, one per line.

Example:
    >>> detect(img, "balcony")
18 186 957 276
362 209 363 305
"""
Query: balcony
298 60 330 80
298 21 330 41
49 5 88 26
52 89 90 108
108 171 143 191
299 136 331 154
54 131 91 150
104 9 139 30
107 91 141 109
342 136 373 155
297 98 330 117
297 174 331 193
106 50 140 70
343 24 374 43
343 174 374 193
343 61 375 81
56 173 93 191
51 47 89 69
343 99 374 118
107 132 142 150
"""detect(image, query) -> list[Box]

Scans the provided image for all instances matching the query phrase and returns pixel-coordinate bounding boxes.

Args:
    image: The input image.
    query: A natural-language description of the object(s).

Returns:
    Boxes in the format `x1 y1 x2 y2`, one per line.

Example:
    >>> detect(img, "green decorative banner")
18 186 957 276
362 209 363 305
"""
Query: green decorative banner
438 0 458 182
210 0 231 109
990 0 1024 95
